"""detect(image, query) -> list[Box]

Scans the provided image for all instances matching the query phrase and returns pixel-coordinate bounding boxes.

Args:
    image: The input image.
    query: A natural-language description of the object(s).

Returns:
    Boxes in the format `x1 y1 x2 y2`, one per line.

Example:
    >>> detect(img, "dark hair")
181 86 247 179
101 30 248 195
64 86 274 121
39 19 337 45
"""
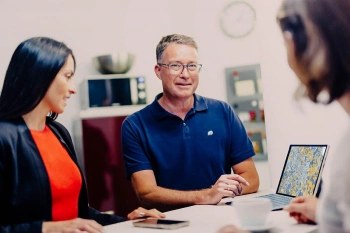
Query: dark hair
278 14 308 56
156 34 198 62
0 37 75 120
278 0 350 103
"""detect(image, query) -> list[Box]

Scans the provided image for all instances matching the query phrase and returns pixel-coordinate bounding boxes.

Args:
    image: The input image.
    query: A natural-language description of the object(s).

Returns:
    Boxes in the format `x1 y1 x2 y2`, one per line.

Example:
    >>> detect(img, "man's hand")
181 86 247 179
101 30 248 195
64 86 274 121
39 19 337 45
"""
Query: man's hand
283 196 318 223
201 174 250 204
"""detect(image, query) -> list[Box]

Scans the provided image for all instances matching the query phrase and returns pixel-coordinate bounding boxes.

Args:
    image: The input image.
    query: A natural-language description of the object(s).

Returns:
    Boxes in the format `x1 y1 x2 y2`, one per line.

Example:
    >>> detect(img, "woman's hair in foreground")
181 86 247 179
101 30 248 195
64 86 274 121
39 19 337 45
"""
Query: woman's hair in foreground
278 0 350 103
0 37 75 120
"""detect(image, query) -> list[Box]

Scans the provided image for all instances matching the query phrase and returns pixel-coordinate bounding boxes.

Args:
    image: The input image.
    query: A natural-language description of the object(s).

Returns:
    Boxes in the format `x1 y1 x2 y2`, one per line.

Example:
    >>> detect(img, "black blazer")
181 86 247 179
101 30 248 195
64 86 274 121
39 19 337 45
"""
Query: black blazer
0 117 125 233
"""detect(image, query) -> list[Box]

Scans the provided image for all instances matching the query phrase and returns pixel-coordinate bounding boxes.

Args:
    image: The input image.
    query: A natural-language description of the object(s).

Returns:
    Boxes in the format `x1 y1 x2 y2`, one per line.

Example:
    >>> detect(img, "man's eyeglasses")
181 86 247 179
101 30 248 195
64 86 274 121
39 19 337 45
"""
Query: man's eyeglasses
158 63 203 75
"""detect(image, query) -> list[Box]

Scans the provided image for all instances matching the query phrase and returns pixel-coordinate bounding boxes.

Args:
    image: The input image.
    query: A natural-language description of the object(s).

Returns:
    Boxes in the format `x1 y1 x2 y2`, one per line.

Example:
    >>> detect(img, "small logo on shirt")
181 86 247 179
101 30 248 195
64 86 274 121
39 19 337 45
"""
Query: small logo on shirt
208 131 213 136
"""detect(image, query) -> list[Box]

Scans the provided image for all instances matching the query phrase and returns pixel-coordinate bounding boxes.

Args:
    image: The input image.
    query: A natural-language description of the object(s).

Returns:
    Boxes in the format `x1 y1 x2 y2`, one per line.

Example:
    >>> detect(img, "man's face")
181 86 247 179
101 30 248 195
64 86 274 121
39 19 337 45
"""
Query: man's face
155 43 199 101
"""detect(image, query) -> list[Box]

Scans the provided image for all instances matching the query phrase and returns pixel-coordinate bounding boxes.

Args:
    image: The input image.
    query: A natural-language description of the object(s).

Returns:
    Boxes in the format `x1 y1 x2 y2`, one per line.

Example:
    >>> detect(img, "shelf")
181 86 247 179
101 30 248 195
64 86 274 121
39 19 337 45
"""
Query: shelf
80 105 147 119
253 153 268 161
230 93 263 103
243 122 265 129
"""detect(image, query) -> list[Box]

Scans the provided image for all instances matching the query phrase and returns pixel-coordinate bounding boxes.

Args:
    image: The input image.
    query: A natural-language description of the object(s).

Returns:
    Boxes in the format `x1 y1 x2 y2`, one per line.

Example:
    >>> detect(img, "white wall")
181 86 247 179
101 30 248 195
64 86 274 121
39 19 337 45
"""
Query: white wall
0 0 261 162
0 0 260 129
1 0 347 189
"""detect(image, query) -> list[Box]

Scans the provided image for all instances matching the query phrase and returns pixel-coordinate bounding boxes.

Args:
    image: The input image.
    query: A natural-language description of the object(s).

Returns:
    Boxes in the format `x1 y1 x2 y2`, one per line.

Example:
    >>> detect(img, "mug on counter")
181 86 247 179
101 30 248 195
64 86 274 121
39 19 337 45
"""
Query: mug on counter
233 198 272 228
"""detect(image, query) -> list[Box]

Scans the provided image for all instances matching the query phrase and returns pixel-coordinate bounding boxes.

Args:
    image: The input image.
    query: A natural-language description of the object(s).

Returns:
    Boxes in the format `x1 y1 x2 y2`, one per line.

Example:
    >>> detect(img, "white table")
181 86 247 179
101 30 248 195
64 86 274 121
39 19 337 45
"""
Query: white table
104 190 317 233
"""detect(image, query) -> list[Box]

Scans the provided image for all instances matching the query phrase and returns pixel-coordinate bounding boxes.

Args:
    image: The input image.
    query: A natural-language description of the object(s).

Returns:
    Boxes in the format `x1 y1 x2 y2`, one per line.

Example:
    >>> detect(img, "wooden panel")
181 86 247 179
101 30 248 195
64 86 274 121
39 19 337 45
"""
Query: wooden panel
82 116 141 218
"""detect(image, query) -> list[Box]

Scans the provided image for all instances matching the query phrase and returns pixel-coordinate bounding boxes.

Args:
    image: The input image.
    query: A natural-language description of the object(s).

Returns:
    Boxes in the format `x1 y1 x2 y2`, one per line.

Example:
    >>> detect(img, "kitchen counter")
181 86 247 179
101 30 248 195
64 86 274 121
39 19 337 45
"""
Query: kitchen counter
80 105 147 119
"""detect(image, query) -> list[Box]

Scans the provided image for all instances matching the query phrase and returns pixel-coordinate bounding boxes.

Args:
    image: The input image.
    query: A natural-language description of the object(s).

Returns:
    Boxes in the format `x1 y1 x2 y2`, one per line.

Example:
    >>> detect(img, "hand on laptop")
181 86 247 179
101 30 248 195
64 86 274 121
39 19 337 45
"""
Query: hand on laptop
283 196 318 223
204 174 250 204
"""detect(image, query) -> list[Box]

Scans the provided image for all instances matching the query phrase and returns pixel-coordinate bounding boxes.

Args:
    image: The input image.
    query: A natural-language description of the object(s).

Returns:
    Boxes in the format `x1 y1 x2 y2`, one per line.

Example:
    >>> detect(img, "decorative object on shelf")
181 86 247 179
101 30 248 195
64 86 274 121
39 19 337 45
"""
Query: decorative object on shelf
249 110 256 122
92 52 135 74
220 1 256 38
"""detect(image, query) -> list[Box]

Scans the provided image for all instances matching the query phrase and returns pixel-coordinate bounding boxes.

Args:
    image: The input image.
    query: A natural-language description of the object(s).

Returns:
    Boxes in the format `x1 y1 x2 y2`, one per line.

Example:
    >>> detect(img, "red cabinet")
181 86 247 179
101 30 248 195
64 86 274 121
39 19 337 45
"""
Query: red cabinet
82 116 141 218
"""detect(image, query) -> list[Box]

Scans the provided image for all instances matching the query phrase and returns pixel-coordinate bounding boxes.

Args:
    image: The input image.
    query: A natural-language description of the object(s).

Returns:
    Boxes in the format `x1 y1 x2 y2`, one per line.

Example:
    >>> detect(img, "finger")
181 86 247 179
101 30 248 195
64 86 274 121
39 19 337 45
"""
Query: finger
127 211 143 220
86 220 103 233
145 208 166 218
231 192 236 198
283 203 305 214
290 212 298 217
218 182 229 189
128 207 146 220
290 196 306 204
214 183 235 198
299 215 310 223
225 174 249 186
80 220 103 233
127 212 138 220
228 184 240 196
221 187 234 197
65 229 85 233
80 224 102 233
137 207 166 218
237 184 242 194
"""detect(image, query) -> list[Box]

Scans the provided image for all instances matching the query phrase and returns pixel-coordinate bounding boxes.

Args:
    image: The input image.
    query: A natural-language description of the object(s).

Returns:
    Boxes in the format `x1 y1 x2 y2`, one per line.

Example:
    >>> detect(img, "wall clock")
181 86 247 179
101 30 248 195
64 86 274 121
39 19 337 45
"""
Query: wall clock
220 1 256 38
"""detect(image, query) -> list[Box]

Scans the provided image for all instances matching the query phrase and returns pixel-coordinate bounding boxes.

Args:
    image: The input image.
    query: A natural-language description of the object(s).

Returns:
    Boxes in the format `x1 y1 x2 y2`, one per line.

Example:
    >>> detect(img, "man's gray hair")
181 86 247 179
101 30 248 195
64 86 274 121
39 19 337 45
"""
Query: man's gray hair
156 34 198 62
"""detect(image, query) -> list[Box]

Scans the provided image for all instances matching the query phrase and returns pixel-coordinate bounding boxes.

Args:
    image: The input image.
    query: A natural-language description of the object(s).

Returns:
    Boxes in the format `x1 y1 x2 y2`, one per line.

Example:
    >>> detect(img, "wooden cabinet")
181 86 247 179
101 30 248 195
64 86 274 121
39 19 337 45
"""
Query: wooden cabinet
82 116 141 218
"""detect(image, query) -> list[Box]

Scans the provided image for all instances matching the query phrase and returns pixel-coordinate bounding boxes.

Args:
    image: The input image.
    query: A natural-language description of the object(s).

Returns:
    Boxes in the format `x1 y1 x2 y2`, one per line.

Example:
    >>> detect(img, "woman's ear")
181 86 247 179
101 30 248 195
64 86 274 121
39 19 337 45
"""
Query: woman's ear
283 31 309 85
283 31 296 55
283 31 298 70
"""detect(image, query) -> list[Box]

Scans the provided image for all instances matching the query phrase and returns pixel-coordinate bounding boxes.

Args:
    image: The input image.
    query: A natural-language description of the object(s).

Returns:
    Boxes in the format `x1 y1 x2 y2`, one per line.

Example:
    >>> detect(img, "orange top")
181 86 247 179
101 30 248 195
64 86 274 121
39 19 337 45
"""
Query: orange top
30 125 82 221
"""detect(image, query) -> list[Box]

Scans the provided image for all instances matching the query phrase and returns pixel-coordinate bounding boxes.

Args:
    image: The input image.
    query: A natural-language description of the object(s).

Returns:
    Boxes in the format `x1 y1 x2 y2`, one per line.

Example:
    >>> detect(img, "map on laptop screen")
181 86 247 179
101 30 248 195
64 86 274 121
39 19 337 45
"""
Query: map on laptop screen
277 145 327 196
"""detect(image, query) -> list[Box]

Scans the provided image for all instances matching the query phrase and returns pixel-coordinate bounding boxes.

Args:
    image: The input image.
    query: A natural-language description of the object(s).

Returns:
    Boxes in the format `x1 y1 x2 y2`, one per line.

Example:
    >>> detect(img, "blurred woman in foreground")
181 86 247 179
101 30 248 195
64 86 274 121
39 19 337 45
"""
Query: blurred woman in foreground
219 0 350 232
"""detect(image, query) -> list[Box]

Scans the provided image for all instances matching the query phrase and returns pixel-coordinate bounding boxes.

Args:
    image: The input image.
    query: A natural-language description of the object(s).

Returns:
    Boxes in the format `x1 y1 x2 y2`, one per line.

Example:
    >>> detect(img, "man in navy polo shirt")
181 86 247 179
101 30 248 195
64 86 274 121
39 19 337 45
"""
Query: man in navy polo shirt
122 34 259 211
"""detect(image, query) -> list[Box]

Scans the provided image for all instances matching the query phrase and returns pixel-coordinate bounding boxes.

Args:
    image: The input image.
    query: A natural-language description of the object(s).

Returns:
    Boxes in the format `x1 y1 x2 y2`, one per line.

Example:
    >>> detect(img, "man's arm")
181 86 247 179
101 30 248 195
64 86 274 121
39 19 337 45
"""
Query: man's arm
131 170 249 211
232 158 259 194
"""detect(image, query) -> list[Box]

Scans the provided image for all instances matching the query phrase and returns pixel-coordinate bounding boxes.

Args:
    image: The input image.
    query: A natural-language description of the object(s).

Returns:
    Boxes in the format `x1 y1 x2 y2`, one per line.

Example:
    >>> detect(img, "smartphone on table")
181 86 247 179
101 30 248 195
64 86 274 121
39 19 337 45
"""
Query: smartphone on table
133 218 190 230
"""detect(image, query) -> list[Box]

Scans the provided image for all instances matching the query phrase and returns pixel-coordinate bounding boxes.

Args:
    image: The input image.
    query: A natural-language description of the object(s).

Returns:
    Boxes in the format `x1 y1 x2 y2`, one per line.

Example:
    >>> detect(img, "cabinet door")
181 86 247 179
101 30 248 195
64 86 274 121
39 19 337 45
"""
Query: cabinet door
82 116 141 217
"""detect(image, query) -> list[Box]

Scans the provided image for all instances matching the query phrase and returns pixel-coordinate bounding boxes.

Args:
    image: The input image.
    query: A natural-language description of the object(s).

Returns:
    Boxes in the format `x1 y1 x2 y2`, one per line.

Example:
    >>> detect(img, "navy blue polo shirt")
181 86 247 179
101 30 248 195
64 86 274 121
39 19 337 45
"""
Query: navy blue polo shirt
122 93 255 190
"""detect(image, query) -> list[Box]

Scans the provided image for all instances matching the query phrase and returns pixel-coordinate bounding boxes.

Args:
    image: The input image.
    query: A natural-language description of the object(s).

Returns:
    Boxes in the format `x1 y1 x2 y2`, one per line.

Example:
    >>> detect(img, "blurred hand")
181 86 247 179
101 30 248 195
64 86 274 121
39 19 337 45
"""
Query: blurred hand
127 207 165 220
42 218 103 233
204 174 250 205
217 225 250 233
283 196 318 223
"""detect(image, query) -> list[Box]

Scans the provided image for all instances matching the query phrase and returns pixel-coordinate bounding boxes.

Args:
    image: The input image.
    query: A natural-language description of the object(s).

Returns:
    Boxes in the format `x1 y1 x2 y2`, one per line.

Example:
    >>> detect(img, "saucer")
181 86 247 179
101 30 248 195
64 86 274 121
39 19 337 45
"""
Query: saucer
241 223 274 231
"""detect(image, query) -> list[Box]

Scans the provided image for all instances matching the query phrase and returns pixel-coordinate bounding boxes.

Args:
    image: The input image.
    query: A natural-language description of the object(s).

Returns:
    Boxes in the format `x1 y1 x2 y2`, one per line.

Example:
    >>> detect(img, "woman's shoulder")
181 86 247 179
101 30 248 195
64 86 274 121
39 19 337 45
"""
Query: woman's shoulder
0 118 25 135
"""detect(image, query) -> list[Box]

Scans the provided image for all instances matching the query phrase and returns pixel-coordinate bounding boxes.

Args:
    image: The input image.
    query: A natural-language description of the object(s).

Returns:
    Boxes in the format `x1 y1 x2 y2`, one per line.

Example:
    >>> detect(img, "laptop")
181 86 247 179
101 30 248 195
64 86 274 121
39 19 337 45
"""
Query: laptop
255 144 328 210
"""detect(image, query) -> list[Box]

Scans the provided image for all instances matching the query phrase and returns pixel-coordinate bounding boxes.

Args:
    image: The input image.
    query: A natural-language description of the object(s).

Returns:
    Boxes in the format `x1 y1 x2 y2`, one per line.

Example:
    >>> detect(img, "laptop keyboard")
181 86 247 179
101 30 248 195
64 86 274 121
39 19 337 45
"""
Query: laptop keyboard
256 194 293 210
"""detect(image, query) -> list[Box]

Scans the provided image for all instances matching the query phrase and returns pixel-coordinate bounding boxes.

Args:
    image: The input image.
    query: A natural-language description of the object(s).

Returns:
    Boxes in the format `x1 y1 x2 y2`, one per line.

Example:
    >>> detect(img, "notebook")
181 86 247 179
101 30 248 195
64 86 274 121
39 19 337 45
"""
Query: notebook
255 145 328 210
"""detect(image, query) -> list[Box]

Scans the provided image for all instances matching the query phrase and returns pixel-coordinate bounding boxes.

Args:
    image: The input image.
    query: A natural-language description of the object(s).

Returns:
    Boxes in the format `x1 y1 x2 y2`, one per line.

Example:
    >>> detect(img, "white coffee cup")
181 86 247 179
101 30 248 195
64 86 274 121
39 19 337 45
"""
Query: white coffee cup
233 198 272 227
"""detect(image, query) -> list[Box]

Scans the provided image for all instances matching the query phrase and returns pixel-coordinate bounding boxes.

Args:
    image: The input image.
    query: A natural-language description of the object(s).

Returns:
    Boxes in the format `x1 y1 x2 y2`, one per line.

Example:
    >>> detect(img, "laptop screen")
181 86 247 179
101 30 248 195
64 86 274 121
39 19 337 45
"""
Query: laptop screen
276 145 328 197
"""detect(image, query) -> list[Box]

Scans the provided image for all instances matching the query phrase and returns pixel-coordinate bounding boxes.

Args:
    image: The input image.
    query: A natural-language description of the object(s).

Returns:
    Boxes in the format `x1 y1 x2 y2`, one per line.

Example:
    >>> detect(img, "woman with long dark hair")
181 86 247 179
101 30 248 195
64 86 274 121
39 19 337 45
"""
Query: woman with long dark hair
0 37 164 233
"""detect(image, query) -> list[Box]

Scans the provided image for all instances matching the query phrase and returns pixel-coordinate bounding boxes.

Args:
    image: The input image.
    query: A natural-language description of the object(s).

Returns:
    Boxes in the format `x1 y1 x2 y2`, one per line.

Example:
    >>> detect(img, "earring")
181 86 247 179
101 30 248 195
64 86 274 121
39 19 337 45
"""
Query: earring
316 90 330 104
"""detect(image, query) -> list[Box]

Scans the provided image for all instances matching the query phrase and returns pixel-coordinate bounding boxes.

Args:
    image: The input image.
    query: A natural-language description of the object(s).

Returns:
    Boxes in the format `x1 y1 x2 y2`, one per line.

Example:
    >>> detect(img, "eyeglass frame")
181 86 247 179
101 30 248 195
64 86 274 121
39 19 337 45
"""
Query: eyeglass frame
157 62 203 75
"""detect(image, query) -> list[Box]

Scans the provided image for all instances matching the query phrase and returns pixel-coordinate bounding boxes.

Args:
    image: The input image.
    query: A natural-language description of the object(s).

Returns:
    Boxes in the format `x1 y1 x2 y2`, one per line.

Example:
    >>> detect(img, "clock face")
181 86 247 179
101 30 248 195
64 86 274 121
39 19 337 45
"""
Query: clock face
220 1 256 38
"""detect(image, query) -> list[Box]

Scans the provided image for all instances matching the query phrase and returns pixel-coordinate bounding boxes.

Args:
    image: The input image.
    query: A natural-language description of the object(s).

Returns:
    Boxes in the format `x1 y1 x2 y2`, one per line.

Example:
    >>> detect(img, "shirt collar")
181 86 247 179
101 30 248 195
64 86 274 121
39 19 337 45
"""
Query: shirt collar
150 93 208 120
